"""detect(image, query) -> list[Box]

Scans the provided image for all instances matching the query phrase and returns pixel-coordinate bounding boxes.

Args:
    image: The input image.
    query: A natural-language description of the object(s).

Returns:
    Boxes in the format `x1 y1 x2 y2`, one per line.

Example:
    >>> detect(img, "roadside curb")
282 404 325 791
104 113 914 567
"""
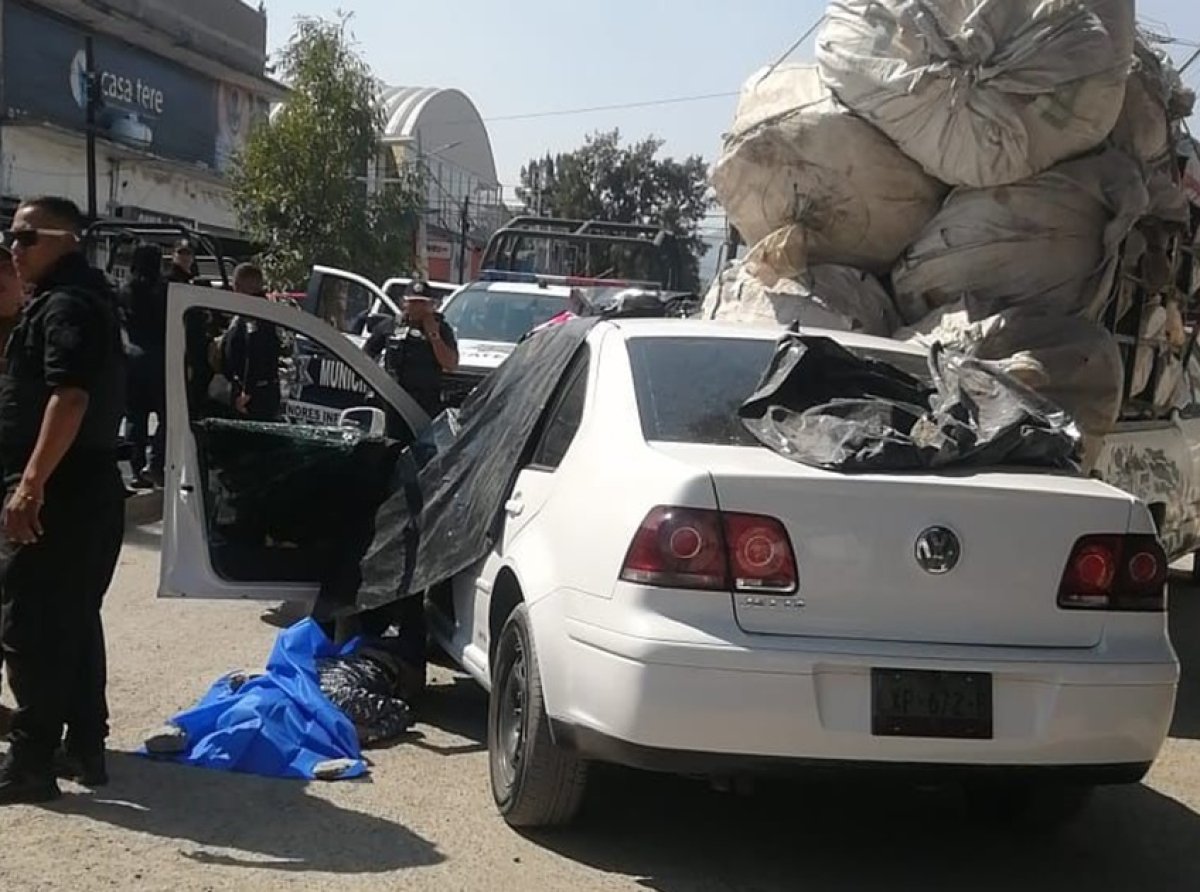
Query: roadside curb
125 489 164 526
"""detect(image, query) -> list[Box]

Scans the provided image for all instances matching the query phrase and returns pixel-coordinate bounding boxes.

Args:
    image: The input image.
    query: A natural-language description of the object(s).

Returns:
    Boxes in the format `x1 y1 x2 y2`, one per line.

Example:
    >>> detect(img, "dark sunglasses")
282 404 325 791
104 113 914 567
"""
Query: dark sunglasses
3 228 78 248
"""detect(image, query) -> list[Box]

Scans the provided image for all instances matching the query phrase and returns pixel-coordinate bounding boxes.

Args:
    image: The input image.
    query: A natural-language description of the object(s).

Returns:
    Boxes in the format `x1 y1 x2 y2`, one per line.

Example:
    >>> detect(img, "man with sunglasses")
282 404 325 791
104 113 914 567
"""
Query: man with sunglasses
0 197 126 804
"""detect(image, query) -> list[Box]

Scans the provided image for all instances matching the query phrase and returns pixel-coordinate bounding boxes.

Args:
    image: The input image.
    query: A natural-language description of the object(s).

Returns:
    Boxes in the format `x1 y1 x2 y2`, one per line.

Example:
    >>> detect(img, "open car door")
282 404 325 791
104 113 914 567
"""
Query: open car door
302 266 401 343
161 285 429 601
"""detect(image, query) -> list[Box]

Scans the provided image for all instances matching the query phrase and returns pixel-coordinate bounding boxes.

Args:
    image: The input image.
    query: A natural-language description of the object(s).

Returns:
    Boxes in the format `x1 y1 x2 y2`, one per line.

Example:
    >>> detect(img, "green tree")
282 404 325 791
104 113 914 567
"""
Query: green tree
517 130 711 290
230 16 423 287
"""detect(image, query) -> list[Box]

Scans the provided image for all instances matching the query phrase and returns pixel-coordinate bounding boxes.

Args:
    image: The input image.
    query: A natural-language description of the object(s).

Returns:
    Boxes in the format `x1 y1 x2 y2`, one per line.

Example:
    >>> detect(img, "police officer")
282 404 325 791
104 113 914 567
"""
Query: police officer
0 197 126 804
364 280 459 416
168 239 195 285
220 263 283 421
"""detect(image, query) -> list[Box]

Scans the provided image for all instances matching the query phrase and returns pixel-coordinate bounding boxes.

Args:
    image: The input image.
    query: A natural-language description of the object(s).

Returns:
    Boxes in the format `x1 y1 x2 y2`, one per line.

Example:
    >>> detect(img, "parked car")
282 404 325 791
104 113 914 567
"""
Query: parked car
160 287 1178 829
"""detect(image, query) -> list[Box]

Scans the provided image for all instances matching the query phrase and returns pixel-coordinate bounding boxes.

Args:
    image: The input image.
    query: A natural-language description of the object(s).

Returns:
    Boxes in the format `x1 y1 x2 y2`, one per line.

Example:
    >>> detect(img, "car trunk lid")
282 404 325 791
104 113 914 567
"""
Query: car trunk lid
653 443 1134 648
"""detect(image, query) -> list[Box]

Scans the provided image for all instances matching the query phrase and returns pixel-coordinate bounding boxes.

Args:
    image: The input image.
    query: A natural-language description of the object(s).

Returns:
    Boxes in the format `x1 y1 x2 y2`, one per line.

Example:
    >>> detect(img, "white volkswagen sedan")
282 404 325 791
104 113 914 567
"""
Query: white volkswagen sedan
161 287 1178 829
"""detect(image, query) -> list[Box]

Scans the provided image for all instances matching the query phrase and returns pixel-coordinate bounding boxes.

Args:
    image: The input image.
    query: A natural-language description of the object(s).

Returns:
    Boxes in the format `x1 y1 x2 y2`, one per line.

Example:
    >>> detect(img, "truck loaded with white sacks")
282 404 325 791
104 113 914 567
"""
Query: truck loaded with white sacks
703 0 1200 568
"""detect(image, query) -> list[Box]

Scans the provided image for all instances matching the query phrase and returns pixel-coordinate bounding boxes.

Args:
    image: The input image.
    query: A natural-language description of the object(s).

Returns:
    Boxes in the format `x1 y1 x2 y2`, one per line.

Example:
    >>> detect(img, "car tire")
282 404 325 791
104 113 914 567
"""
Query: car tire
488 603 588 828
964 781 1095 829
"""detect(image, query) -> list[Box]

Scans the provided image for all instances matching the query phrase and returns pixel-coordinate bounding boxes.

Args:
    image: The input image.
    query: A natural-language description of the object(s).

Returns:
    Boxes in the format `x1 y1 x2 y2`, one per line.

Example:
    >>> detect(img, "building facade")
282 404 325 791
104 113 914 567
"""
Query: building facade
380 86 506 282
0 0 283 245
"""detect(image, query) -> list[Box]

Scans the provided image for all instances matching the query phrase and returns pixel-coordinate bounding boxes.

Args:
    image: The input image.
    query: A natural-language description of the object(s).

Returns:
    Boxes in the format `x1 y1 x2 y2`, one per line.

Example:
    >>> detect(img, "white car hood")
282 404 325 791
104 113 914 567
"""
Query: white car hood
458 338 517 372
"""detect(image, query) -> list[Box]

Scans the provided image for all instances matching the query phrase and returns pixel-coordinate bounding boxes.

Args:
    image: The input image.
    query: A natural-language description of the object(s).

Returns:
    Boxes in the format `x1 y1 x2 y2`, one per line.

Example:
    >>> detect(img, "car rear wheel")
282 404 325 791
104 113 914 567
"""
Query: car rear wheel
488 603 588 828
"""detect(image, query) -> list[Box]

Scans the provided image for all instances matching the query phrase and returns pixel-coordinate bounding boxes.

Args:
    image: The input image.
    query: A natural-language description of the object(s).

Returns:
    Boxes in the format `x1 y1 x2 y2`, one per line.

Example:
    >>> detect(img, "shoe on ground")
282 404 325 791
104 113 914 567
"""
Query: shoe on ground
143 724 189 755
54 748 108 787
0 766 60 805
129 472 155 491
313 758 358 781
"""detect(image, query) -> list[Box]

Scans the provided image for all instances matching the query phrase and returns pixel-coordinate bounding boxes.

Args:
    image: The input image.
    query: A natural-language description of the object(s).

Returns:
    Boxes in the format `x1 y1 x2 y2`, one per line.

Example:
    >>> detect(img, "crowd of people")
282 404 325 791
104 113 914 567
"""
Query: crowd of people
0 200 291 805
0 193 466 805
120 240 282 483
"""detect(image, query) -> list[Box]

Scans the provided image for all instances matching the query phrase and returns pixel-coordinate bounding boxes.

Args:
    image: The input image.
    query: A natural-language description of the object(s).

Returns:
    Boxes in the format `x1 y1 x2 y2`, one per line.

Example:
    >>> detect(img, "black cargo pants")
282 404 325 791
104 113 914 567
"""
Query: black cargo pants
0 461 125 774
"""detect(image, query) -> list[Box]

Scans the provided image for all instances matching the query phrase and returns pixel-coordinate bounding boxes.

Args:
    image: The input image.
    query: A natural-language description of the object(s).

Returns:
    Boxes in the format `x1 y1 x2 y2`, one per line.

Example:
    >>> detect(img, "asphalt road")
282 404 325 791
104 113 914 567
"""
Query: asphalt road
3 525 1200 891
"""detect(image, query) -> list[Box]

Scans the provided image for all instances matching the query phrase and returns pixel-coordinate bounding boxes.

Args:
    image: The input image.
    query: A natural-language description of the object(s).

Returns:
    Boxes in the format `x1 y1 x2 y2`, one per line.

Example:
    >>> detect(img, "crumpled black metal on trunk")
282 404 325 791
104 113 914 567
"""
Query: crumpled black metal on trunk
738 330 1081 473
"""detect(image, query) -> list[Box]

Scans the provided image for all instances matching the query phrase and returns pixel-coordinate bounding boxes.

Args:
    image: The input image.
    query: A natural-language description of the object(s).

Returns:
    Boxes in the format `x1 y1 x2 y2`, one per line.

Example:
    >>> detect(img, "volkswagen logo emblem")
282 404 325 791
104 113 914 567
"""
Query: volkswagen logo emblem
915 526 961 575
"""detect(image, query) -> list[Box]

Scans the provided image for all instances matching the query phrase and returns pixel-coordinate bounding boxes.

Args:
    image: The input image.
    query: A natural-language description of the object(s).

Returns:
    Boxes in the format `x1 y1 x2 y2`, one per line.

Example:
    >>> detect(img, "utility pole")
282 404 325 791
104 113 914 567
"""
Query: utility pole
84 36 99 222
415 131 429 278
457 195 470 283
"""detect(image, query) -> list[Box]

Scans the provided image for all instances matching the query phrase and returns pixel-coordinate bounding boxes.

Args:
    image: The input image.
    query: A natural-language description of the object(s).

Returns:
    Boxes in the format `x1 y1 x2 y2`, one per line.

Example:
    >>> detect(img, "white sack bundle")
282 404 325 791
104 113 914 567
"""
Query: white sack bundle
818 0 1136 187
711 64 945 273
892 148 1149 325
702 237 900 336
1111 39 1196 166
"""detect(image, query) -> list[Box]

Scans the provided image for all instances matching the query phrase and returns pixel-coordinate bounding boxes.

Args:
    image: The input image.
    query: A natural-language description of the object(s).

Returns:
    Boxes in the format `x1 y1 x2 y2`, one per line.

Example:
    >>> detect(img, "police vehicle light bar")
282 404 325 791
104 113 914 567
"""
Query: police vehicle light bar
478 269 660 290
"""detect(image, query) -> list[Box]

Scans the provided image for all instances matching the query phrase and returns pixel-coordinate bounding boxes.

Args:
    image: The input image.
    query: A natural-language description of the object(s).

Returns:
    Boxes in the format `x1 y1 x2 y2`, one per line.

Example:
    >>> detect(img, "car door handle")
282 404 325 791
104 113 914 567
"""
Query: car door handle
504 498 525 518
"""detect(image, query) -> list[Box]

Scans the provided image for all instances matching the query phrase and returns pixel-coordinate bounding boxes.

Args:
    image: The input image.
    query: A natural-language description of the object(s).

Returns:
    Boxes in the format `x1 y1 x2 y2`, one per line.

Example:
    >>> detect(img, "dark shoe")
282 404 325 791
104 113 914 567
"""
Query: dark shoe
55 748 108 787
0 704 13 739
130 472 155 491
0 767 60 804
149 468 166 489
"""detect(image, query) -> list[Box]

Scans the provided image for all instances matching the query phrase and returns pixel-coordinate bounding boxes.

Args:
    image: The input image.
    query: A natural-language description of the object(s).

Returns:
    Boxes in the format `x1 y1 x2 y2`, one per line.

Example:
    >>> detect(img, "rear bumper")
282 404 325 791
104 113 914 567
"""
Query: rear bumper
550 722 1152 786
533 592 1178 775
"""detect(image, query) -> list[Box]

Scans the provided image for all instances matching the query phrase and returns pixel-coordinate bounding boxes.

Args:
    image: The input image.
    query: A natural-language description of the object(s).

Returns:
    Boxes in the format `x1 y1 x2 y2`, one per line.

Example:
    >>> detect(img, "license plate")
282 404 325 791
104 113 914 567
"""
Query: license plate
871 668 993 740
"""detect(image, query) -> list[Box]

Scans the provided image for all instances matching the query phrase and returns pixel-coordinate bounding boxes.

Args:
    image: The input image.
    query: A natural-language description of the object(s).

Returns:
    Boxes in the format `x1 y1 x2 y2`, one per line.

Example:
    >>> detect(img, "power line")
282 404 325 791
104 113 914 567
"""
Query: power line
475 18 822 128
480 91 739 124
754 14 827 87
1181 45 1200 75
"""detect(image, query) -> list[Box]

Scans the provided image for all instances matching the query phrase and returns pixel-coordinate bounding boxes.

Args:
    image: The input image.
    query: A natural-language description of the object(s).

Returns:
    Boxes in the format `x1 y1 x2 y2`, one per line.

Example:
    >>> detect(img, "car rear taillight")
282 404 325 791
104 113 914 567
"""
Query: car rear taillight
722 512 797 593
1058 534 1167 612
620 507 798 594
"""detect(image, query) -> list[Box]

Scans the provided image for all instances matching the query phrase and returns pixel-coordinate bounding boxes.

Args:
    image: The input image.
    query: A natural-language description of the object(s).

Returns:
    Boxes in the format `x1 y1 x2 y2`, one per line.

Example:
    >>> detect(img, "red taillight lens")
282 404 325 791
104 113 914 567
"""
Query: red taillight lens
620 507 799 595
1058 534 1167 612
722 512 798 594
620 507 727 591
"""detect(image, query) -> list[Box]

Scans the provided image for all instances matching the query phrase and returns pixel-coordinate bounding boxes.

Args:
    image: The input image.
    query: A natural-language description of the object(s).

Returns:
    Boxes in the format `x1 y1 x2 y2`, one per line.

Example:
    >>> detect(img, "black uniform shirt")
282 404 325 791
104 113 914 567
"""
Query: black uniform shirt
368 315 457 415
222 317 283 389
0 253 125 473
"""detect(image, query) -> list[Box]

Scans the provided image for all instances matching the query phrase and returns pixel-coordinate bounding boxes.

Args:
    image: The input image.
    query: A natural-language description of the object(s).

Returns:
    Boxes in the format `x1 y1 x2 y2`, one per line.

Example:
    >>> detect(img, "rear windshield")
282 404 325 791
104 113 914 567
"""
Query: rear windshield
627 337 929 447
442 285 567 344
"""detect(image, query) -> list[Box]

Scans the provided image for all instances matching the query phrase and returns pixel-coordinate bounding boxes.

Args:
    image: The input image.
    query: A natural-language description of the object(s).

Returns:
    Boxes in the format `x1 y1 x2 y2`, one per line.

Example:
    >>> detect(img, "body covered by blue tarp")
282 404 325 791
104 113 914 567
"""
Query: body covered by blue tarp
152 619 366 780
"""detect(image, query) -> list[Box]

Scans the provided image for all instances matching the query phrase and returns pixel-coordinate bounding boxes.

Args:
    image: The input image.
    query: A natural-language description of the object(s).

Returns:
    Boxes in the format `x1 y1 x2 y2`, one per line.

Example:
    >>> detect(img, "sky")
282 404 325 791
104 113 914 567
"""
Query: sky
262 0 1200 215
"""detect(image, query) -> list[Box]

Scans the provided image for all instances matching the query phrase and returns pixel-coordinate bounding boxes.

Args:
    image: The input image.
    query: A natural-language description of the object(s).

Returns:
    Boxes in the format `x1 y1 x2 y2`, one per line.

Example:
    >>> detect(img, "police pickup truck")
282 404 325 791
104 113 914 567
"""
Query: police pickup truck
288 217 694 413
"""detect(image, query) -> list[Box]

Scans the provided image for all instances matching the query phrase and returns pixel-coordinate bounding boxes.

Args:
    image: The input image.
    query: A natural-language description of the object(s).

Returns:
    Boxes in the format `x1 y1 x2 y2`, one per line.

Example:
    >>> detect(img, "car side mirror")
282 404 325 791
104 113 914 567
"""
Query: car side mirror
339 406 387 437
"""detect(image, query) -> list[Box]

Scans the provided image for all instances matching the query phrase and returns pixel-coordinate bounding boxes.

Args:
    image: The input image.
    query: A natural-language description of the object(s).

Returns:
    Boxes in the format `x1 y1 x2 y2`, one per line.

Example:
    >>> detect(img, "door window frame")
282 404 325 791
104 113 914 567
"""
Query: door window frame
527 347 590 472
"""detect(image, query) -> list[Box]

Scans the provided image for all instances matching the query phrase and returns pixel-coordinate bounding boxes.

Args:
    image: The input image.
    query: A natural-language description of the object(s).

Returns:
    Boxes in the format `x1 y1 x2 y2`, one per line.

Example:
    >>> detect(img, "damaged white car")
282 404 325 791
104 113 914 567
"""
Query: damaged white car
160 286 1178 829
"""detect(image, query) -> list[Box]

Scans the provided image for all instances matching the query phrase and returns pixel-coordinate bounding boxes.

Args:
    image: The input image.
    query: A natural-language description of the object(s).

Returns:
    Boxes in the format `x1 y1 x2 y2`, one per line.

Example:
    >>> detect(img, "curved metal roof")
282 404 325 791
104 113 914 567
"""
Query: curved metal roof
379 86 498 186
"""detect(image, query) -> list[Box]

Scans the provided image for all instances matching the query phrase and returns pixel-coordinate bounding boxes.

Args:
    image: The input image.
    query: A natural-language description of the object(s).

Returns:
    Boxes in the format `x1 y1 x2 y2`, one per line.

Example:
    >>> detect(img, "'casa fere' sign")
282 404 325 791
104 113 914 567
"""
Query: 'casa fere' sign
70 49 166 115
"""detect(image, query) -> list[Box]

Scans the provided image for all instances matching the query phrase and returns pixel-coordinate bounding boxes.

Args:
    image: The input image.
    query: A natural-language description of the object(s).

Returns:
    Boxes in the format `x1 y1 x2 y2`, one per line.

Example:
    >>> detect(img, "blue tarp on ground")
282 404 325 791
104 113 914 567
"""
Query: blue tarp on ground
148 619 366 780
